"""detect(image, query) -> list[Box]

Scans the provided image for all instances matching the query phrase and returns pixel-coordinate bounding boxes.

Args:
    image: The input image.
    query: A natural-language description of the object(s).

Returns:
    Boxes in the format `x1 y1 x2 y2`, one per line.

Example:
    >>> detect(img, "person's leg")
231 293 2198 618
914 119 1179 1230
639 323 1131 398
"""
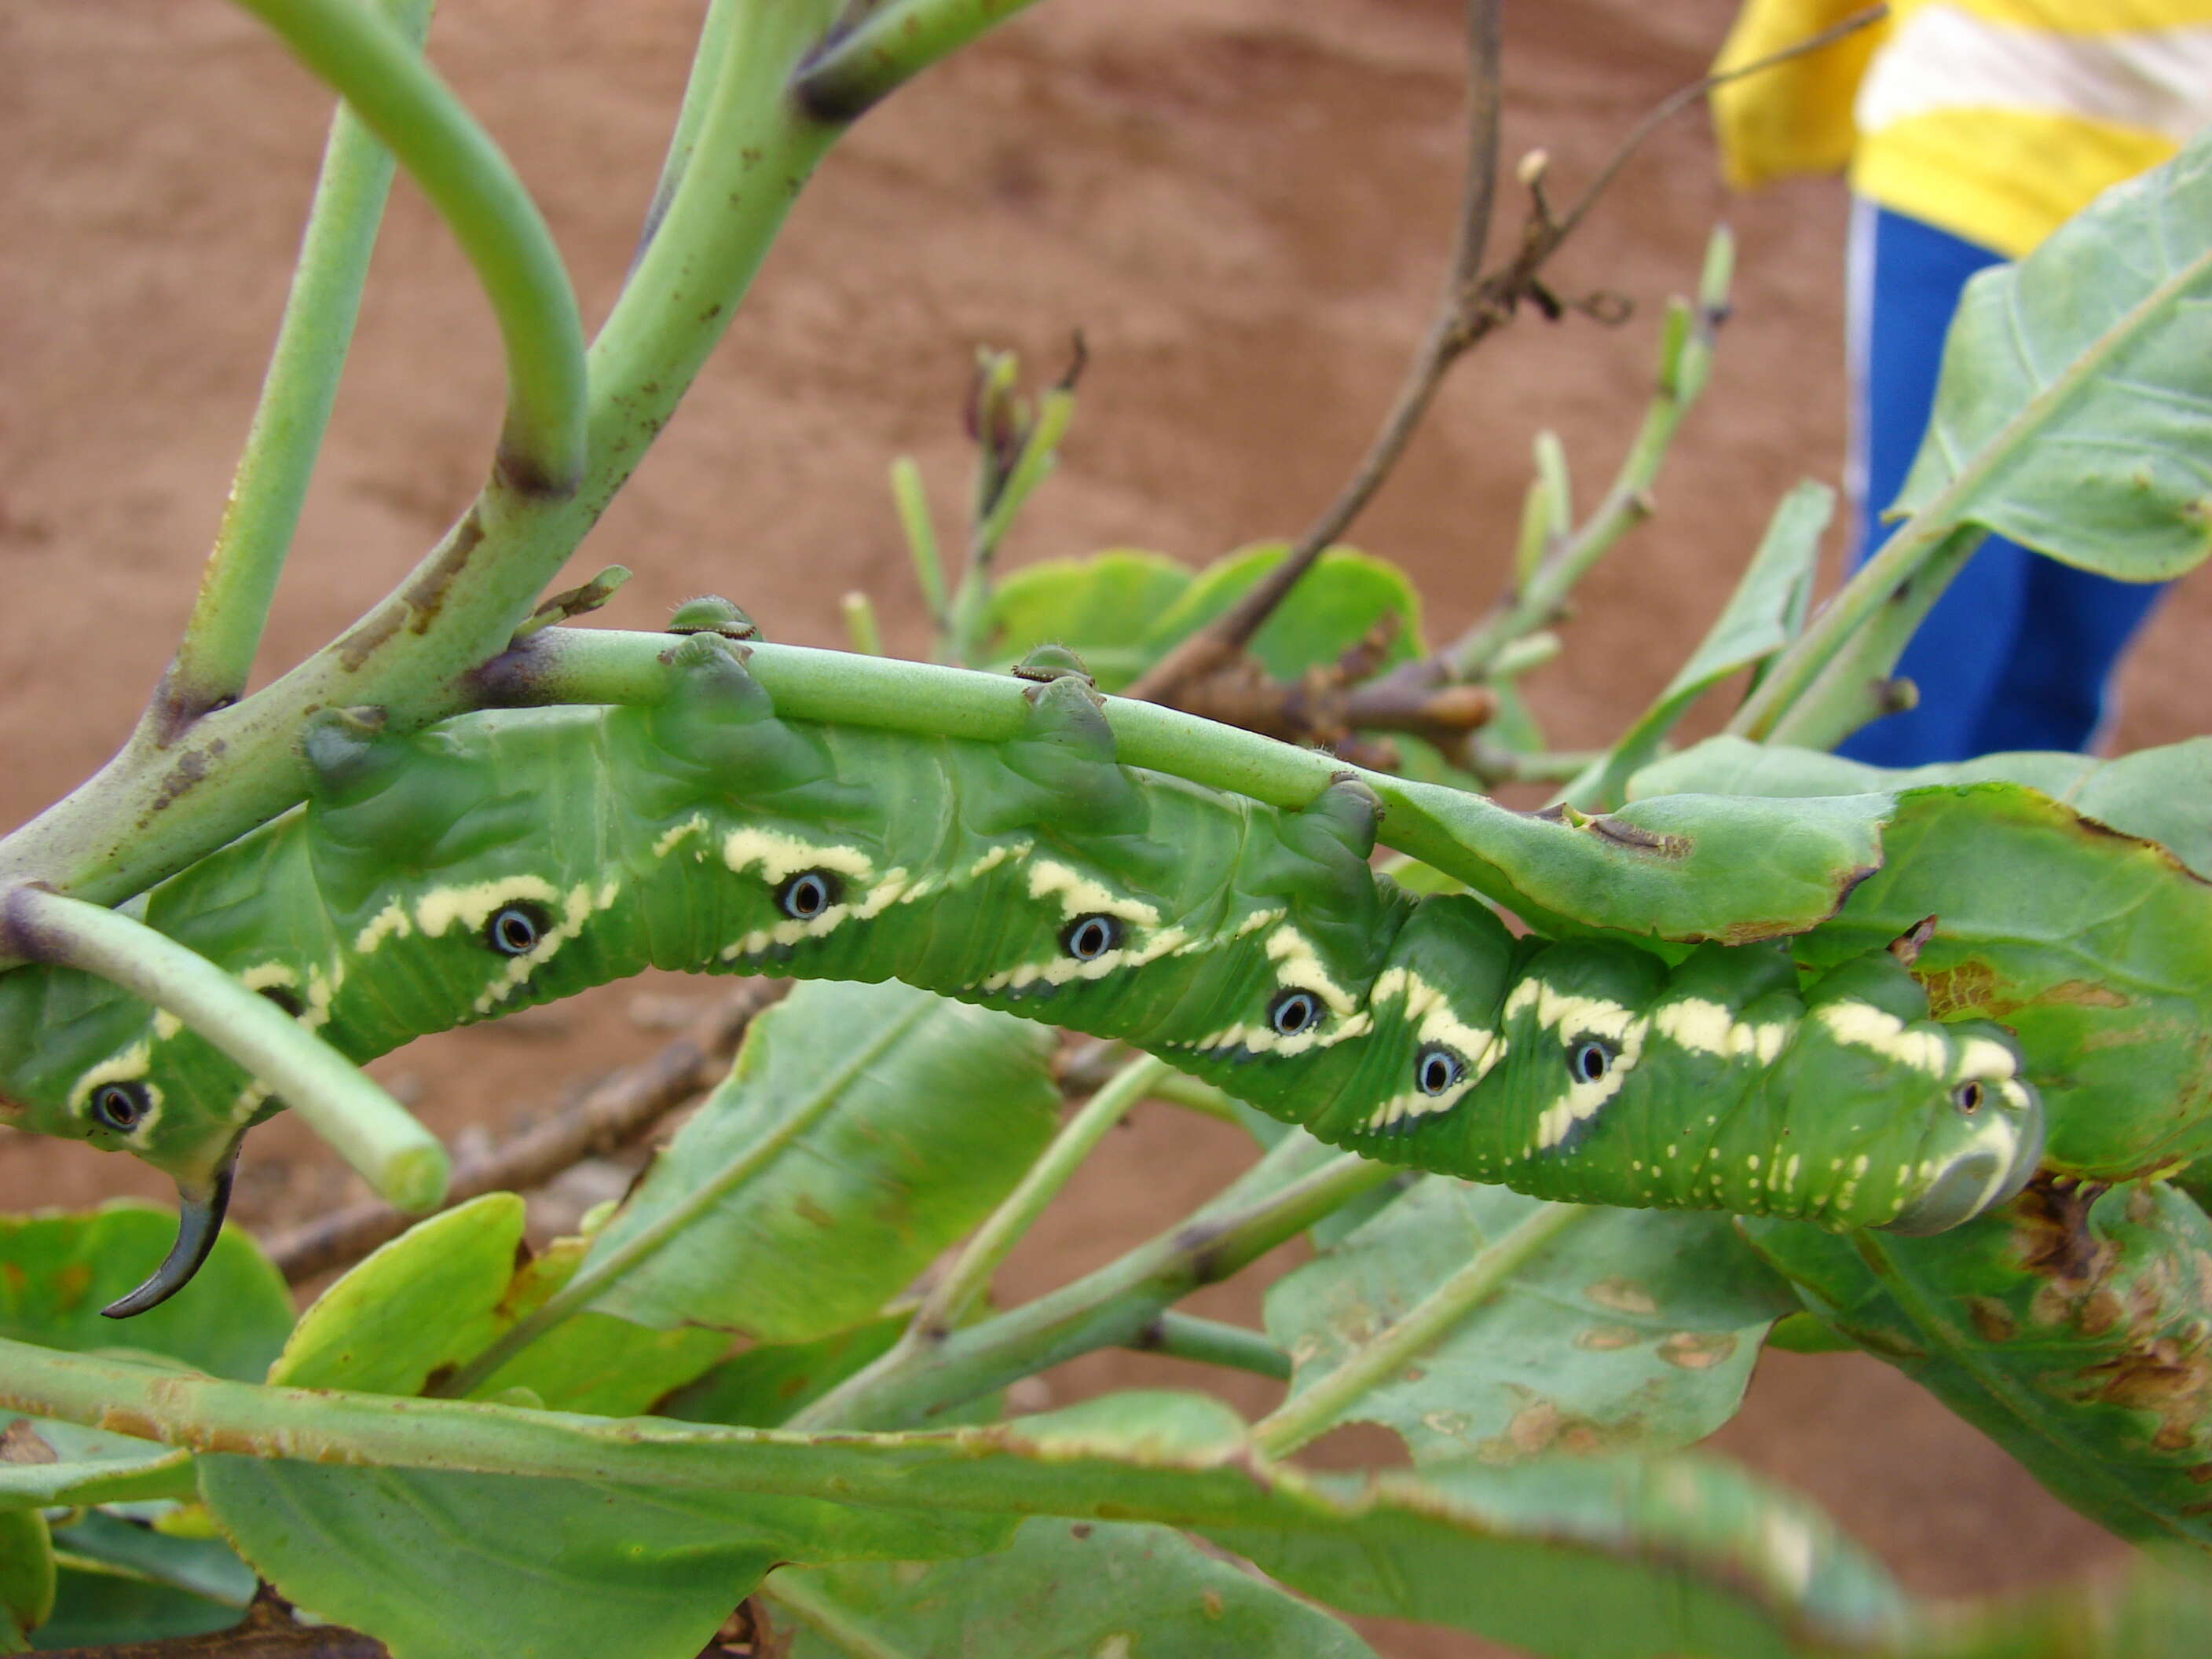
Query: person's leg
1837 202 2030 766
1965 553 2166 753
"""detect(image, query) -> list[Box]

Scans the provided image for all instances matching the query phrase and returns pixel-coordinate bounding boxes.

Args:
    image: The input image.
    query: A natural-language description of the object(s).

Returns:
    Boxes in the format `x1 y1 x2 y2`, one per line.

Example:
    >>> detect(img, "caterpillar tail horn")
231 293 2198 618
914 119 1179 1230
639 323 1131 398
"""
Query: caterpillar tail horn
101 1144 239 1318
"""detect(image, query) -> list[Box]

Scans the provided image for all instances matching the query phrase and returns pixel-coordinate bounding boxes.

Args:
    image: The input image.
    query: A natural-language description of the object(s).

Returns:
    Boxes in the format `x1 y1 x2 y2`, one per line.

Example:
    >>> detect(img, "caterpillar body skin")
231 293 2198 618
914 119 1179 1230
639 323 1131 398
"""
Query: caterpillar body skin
0 639 2043 1311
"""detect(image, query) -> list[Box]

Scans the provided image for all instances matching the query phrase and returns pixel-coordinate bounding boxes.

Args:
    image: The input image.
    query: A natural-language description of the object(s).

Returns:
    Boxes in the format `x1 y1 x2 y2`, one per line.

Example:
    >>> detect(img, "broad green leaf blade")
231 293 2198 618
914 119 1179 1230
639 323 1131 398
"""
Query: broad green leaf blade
657 1313 906 1428
461 1233 727 1415
1632 734 2212 881
1893 129 2212 579
0 1511 52 1648
1265 1180 1795 1463
0 1419 193 1512
32 1346 1910 1659
1211 1453 1906 1659
0 1207 292 1381
271 1192 524 1395
1561 480 1832 811
584 980 1058 1340
1141 544 1427 679
197 1460 1013 1659
979 550 1194 688
778 1518 1381 1659
1745 1182 2212 1553
1789 786 2212 1176
46 1511 255 1608
24 1568 240 1650
1624 750 2212 1175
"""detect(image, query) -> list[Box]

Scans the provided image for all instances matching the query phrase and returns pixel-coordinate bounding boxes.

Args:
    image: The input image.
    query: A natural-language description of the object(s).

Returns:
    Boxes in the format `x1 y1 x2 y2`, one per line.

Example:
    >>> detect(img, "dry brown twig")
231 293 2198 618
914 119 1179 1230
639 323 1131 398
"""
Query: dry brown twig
265 981 787 1282
1125 3 1888 713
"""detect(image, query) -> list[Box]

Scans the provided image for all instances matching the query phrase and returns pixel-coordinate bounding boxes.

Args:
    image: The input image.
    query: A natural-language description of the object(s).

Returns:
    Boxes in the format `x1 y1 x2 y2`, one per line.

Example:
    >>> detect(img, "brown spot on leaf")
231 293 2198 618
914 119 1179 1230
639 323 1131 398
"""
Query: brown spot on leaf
0 1419 57 1465
1584 1276 1659 1316
1963 1297 2016 1342
1657 1331 1738 1371
1574 1323 1643 1351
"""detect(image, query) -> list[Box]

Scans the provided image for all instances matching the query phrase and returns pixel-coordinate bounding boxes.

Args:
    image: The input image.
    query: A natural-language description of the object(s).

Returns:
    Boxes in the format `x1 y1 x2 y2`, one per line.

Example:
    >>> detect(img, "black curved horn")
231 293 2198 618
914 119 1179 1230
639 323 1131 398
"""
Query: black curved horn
101 1153 237 1319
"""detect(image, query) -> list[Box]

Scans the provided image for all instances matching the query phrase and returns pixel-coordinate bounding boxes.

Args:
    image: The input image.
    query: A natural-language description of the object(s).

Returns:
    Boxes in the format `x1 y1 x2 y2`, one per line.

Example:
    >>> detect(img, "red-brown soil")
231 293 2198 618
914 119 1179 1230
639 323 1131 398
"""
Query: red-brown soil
5 2 2192 1654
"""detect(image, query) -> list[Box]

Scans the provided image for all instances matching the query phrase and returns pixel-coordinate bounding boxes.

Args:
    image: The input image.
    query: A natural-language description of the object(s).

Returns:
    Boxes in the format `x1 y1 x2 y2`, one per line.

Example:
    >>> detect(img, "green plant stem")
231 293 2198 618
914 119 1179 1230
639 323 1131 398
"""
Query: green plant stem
478 628 1609 912
1445 288 1717 680
437 1002 931 1399
1760 526 1987 750
631 0 746 254
1131 1313 1291 1381
890 458 950 629
1146 1071 1240 1122
841 591 884 657
0 1335 1369 1533
229 0 586 493
789 1138 1393 1432
793 0 1059 122
0 888 444 1209
1727 514 1978 742
917 1054 1166 1334
1251 1202 1587 1457
153 0 435 734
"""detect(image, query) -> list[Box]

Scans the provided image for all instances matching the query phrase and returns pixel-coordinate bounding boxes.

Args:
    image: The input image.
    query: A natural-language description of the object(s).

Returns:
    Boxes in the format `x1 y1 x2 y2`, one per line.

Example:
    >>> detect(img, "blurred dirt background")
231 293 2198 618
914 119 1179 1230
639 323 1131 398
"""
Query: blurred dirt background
5 1 2201 1653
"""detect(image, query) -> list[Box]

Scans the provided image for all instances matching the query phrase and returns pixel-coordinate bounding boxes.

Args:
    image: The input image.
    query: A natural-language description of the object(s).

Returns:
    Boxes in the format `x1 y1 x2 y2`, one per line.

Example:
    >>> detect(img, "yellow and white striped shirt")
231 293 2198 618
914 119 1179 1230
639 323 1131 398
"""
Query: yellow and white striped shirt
1713 0 2212 255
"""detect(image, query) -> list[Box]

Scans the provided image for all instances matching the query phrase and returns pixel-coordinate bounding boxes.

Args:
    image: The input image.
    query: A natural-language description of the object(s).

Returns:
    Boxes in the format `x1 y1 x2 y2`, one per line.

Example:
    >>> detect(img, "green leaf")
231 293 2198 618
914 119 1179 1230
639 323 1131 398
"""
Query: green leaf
1905 1549 2212 1658
1632 734 2212 882
1892 128 2212 580
978 550 1193 689
1265 1180 1795 1463
658 1314 907 1428
1624 749 2212 1176
1387 778 1896 943
583 980 1059 1341
460 1232 728 1415
0 1206 292 1381
1561 482 1831 811
27 1568 240 1650
1746 1182 2212 1554
778 1518 1380 1658
0 1417 193 1513
46 1511 254 1609
1141 544 1426 678
0 1511 52 1646
271 1192 524 1395
197 1460 1013 1659
1788 785 2212 1177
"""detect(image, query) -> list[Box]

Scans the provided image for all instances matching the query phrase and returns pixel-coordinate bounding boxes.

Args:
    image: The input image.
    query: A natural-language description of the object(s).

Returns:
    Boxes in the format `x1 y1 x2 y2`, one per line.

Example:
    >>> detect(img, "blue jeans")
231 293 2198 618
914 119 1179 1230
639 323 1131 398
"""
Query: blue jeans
1837 201 2166 764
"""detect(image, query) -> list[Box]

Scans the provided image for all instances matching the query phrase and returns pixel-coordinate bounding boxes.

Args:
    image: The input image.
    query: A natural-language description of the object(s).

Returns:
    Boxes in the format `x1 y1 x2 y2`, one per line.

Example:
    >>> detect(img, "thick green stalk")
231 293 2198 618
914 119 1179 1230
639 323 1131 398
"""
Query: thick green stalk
1132 1313 1291 1381
0 888 444 1209
793 0 1059 123
479 628 1605 906
229 0 587 493
438 1003 931 1398
1727 515 1979 742
1251 1202 1587 1457
156 0 437 732
790 1140 1393 1431
1760 526 1987 750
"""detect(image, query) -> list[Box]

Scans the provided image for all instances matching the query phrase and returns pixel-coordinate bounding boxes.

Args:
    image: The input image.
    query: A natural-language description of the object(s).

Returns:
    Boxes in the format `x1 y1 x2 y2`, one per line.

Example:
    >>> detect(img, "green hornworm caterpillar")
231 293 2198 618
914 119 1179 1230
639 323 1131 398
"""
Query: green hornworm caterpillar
0 635 2043 1315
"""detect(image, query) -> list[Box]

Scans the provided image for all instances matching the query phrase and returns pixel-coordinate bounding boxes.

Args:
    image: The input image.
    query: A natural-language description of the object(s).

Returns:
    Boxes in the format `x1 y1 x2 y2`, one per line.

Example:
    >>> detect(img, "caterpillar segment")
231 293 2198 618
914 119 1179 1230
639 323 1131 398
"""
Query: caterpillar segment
0 633 2045 1315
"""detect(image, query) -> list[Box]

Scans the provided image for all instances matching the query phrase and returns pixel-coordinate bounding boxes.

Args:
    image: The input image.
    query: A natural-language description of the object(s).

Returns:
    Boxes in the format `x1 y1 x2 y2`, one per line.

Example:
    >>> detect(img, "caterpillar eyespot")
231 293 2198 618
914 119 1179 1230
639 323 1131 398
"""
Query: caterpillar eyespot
1415 1043 1466 1096
1570 1039 1613 1085
90 1081 150 1134
256 985 306 1019
484 903 551 957
777 870 841 921
1061 914 1122 961
0 632 2047 1313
